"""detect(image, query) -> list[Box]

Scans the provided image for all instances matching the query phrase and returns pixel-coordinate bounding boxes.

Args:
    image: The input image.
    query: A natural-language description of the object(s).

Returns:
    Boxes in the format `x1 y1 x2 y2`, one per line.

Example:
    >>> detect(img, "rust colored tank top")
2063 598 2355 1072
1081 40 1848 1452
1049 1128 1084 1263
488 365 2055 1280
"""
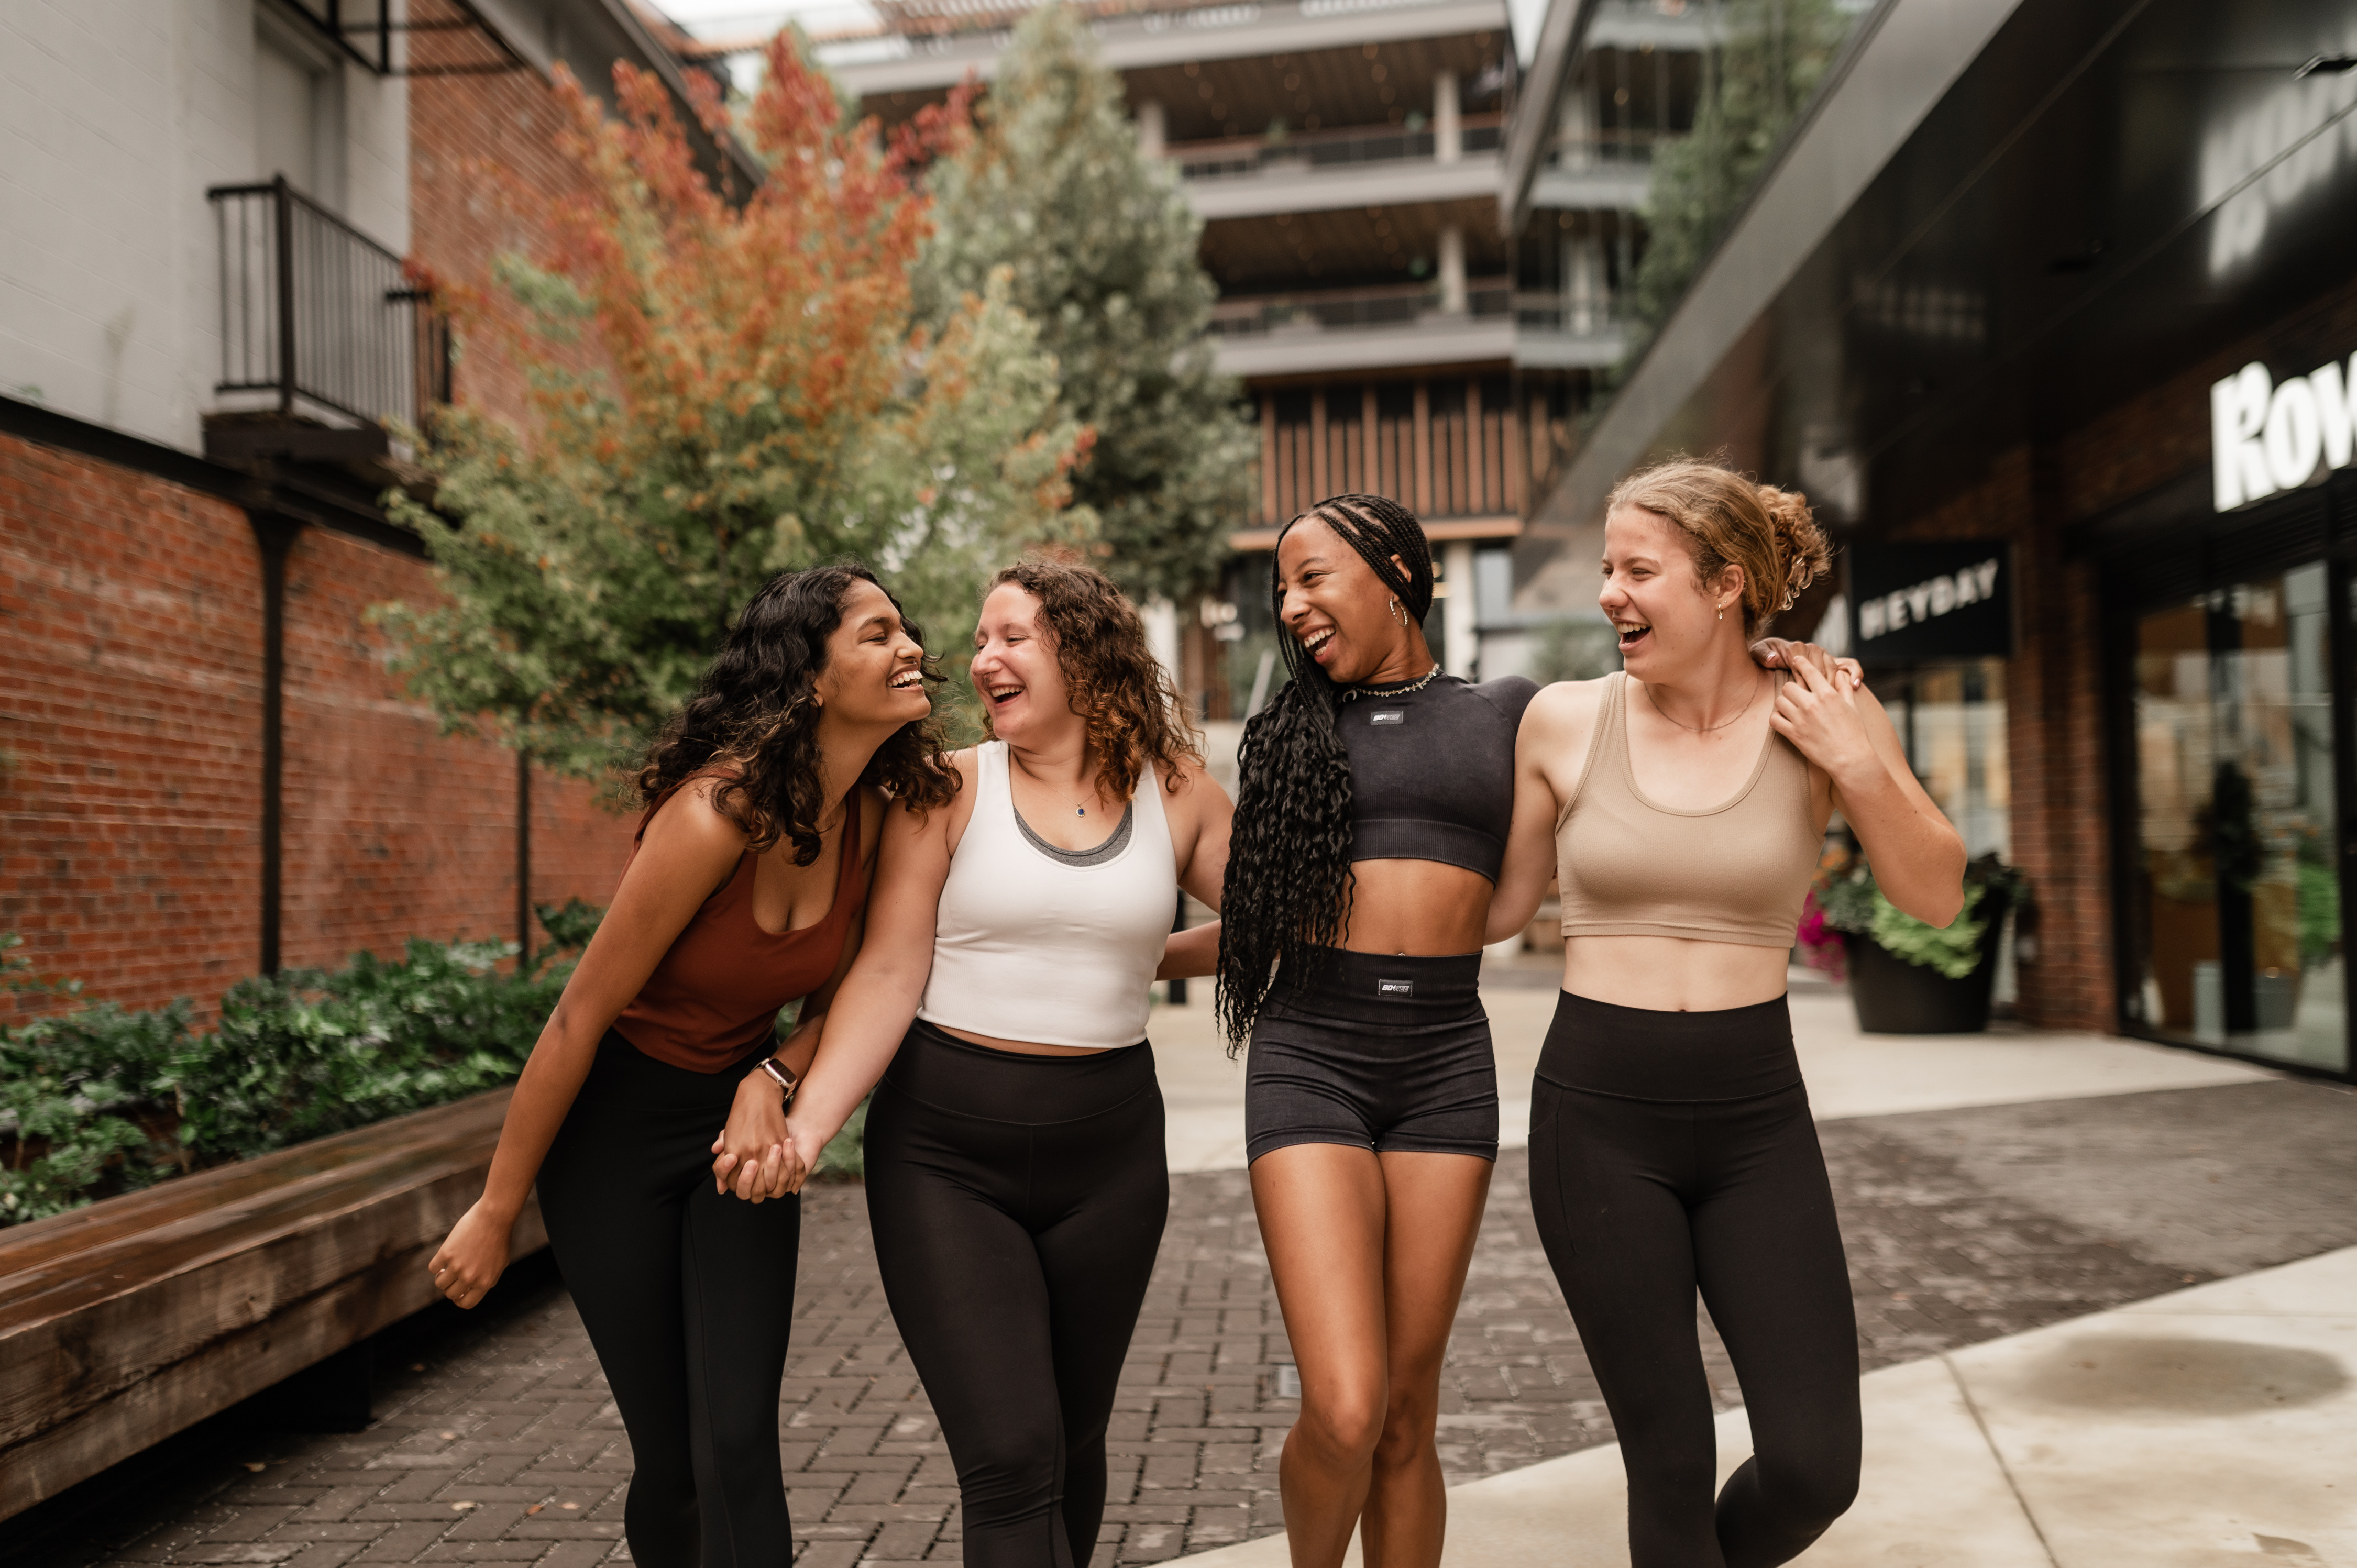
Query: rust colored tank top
614 785 866 1072
1555 671 1821 949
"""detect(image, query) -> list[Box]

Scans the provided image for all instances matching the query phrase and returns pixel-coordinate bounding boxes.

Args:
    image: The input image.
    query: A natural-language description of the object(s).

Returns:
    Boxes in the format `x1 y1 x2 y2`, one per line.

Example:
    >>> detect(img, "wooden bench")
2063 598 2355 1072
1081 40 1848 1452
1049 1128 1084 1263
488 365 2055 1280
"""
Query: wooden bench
0 1089 544 1520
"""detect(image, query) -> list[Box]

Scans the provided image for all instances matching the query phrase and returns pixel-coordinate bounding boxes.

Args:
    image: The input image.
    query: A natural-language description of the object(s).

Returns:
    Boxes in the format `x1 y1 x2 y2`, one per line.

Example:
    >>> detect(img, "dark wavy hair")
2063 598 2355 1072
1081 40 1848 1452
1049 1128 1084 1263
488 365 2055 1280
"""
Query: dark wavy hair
637 564 960 862
983 558 1204 800
1215 494 1436 1051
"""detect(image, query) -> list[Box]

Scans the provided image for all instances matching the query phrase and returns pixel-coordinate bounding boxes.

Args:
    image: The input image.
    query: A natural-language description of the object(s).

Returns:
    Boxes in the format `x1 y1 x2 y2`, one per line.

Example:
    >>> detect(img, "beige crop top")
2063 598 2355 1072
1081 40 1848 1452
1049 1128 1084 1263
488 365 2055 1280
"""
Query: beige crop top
1556 671 1823 948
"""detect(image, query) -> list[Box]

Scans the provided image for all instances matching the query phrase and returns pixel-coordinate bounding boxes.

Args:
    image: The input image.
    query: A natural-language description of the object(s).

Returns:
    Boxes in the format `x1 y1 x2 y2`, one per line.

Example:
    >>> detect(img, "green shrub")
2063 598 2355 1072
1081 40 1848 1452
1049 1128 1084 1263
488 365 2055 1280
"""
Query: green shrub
1816 853 2021 980
0 929 588 1227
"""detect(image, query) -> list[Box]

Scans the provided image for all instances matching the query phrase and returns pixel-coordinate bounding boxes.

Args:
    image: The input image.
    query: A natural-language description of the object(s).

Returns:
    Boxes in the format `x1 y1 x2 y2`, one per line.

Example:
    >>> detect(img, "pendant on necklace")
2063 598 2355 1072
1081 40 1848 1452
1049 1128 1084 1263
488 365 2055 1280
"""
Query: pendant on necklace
1076 806 1086 816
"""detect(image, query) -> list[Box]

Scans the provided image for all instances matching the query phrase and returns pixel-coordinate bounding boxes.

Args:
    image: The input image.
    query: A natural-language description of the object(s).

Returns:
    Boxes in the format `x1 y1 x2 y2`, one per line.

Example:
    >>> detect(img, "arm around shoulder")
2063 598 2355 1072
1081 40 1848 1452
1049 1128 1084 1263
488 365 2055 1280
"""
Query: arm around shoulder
1484 680 1599 944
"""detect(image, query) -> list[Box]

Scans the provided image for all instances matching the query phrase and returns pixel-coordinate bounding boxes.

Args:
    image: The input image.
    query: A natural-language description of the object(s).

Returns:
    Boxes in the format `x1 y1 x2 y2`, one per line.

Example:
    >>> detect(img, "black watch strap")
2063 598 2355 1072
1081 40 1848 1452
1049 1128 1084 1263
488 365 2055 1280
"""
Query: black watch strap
758 1057 799 1101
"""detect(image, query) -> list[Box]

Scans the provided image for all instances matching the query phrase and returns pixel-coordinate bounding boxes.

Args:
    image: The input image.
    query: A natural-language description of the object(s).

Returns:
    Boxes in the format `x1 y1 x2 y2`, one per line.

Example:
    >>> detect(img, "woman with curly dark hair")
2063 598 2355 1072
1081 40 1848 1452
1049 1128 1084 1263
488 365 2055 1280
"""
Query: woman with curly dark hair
750 558 1230 1568
426 564 957 1568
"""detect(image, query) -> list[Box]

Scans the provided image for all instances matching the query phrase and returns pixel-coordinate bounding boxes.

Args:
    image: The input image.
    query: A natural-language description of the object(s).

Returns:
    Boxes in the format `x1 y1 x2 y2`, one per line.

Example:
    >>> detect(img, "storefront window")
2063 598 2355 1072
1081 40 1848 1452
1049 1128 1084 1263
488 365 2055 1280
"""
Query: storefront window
2129 564 2344 1074
1882 660 2011 859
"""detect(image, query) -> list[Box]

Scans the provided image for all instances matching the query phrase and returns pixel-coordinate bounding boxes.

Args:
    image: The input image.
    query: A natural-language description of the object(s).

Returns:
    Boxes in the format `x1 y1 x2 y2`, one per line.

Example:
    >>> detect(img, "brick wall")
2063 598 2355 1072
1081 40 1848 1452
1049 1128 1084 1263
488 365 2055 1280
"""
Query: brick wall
0 432 632 1019
276 526 632 976
0 434 262 1012
406 0 604 432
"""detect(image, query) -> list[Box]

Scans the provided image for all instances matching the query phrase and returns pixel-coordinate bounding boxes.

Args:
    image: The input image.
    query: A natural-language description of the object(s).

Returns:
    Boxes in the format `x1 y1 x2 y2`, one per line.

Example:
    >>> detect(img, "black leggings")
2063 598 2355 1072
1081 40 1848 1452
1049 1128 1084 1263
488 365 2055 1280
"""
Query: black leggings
537 1031 800 1568
1528 992 1859 1568
864 1021 1168 1568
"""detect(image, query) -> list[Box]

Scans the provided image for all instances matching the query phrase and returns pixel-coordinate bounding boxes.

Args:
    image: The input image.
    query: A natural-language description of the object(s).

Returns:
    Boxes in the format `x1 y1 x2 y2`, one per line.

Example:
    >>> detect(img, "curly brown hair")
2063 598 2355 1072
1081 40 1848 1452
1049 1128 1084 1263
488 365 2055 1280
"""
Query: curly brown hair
637 565 960 861
982 558 1204 801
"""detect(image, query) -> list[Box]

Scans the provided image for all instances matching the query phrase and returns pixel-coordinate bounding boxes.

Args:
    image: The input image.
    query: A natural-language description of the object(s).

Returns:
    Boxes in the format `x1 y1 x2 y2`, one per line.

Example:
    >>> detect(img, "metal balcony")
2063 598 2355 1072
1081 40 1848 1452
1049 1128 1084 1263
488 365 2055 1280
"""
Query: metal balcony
209 178 445 434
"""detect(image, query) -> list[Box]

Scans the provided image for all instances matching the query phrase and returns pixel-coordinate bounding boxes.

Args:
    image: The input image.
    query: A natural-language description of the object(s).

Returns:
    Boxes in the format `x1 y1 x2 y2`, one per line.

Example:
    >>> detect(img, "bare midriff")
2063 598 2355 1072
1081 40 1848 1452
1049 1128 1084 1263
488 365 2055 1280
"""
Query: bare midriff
1561 935 1791 1012
1335 859 1493 957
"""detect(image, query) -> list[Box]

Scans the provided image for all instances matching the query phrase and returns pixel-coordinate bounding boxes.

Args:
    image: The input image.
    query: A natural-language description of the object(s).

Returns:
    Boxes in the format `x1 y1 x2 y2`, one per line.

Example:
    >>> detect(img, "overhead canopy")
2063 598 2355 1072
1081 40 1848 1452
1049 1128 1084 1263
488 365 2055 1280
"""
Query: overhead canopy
1517 0 2357 591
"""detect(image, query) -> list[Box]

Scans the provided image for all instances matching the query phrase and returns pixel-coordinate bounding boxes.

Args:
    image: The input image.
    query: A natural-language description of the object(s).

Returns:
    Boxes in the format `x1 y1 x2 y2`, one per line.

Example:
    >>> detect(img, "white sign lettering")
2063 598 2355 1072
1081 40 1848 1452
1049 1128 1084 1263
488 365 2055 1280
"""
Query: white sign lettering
2212 354 2357 511
1857 558 2000 642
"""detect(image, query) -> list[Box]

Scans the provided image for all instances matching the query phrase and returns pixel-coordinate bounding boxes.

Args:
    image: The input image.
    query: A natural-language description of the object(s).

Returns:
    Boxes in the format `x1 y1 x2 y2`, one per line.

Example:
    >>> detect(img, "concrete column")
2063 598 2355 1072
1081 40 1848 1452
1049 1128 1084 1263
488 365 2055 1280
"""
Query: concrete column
1560 65 1596 170
1136 98 1166 160
1567 234 1603 333
1438 224 1467 314
1142 596 1180 686
1434 69 1461 163
1442 540 1478 677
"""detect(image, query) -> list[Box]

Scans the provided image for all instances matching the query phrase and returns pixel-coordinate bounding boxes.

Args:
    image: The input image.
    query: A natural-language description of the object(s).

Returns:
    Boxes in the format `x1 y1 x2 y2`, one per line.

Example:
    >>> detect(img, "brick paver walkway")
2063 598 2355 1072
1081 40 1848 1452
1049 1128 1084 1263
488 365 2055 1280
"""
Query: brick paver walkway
9 1078 2352 1568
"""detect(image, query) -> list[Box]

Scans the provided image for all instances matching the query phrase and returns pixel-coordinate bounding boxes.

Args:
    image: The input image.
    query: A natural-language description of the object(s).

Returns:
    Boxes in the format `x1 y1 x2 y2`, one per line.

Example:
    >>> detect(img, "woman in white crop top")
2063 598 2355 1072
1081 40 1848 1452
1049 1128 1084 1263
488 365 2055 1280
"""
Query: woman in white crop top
722 558 1230 1568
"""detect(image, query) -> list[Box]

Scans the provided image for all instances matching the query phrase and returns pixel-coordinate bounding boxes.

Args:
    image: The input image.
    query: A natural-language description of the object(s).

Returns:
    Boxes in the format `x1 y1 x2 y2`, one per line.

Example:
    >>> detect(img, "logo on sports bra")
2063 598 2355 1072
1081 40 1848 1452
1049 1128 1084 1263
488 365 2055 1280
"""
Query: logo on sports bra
1378 977 1414 997
1369 709 1406 726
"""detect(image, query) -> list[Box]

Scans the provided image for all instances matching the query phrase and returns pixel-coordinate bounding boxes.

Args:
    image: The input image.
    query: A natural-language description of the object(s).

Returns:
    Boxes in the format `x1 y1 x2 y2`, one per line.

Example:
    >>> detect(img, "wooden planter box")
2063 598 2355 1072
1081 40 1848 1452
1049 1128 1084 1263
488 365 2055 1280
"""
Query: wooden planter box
0 1089 541 1521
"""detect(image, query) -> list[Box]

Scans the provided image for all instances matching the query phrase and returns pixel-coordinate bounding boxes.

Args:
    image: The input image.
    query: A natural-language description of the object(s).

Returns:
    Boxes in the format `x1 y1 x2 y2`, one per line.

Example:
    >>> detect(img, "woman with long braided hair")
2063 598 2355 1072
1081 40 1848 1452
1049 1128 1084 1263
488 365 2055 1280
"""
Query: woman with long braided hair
1193 492 1535 1568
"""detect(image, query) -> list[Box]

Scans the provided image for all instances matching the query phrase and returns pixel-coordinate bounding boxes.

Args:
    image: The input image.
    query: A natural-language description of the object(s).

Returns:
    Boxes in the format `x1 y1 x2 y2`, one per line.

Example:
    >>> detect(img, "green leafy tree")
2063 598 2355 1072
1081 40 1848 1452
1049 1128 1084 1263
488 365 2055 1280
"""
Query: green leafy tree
1626 0 1856 349
380 35 1093 777
914 2 1257 606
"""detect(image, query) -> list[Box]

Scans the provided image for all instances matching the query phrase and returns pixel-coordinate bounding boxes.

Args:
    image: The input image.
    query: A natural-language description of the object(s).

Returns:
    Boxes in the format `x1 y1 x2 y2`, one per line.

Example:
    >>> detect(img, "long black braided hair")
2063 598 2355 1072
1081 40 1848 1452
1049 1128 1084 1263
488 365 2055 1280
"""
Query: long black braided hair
1215 494 1437 1053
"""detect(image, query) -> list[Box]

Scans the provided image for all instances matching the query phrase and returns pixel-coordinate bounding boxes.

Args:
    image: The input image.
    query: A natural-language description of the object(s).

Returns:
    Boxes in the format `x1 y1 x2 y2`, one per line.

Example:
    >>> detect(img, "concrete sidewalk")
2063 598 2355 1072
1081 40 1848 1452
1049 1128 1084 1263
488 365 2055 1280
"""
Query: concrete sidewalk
1176 1245 2357 1567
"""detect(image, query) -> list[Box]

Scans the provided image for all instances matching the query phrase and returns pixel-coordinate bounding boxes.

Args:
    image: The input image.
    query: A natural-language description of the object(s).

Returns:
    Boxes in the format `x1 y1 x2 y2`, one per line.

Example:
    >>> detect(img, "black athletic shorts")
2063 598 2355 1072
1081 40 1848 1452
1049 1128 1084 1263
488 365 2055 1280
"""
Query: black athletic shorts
1244 946 1497 1164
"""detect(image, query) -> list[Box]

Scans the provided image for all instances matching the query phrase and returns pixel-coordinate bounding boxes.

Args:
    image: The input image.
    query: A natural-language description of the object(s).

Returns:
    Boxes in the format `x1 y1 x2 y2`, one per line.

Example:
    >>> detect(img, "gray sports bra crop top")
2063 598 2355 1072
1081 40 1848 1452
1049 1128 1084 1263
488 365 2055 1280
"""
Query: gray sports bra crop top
1335 673 1540 883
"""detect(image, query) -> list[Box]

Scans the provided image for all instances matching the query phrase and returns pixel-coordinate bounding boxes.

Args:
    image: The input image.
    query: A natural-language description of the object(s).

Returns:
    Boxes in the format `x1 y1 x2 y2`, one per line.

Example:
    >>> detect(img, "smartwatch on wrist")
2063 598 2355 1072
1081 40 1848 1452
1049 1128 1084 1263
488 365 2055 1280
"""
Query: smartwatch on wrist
757 1056 799 1106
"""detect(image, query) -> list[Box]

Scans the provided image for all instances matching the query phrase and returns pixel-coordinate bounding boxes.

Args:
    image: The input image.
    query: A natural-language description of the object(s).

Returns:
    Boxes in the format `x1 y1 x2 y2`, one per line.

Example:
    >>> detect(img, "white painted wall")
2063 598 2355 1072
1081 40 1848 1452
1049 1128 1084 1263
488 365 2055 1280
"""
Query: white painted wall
0 0 408 454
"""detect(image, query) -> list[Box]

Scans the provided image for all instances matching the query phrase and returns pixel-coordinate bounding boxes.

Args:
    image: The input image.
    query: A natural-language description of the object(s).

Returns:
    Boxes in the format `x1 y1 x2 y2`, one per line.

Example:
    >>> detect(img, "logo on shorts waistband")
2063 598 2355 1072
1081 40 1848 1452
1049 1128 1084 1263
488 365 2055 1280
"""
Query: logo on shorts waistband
1378 977 1414 997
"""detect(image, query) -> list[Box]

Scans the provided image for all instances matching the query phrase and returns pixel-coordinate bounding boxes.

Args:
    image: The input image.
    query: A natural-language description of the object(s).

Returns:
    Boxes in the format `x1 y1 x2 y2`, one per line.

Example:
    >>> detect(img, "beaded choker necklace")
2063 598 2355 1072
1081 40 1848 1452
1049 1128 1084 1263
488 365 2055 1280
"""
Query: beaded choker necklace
1343 664 1444 703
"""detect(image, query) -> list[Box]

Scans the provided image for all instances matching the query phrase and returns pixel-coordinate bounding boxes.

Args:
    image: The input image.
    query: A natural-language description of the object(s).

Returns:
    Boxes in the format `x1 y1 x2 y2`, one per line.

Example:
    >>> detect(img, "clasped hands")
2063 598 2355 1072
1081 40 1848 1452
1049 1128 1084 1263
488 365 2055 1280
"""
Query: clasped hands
709 1068 823 1201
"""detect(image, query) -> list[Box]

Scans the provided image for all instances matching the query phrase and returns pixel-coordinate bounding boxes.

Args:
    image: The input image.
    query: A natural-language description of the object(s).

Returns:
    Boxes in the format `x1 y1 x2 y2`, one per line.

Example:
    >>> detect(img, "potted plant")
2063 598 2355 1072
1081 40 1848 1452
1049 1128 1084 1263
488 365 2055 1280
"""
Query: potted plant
1808 849 2022 1033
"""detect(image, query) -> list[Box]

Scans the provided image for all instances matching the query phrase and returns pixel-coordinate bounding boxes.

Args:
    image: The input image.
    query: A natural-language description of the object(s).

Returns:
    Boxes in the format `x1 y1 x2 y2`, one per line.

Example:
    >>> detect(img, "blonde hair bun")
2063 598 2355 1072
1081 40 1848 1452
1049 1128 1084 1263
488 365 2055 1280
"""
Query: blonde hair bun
1605 457 1831 633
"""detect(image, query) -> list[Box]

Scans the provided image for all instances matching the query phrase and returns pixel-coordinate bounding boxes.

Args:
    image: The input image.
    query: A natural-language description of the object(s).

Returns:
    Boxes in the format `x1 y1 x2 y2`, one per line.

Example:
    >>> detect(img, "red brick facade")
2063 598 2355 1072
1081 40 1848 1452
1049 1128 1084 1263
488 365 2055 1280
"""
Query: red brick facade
0 437 264 1011
0 16 675 1018
0 432 632 1019
407 0 608 431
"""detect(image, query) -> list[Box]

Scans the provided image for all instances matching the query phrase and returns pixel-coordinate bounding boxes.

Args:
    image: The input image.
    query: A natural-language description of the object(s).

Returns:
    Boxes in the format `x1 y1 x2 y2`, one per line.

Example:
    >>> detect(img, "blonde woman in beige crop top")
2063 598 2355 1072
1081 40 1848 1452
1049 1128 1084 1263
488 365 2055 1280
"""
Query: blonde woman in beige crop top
1483 460 1965 1568
1486 496 1964 1003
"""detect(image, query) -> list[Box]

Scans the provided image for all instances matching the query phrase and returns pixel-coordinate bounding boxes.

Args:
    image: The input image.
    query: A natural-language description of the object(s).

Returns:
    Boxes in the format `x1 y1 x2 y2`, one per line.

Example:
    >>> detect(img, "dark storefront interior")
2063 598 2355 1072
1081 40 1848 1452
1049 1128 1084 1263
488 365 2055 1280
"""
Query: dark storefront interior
1594 0 2357 1077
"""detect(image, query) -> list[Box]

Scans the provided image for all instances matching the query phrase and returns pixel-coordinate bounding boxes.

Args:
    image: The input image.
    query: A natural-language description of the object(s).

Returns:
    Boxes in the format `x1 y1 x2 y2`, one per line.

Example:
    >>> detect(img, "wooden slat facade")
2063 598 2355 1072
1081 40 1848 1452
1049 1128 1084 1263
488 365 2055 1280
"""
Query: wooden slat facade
1252 374 1530 529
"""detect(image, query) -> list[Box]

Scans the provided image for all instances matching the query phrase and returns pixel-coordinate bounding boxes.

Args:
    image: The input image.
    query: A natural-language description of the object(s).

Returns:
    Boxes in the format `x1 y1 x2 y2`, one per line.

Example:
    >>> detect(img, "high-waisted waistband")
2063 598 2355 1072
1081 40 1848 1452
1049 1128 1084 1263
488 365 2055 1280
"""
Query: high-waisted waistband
882 1019 1157 1124
1535 991 1800 1102
1263 946 1484 1029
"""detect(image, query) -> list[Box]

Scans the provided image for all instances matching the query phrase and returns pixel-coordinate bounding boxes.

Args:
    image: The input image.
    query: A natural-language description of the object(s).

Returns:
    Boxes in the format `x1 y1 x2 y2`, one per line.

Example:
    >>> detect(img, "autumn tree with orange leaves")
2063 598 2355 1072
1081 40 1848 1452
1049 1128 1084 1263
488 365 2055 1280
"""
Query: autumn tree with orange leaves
381 36 1093 777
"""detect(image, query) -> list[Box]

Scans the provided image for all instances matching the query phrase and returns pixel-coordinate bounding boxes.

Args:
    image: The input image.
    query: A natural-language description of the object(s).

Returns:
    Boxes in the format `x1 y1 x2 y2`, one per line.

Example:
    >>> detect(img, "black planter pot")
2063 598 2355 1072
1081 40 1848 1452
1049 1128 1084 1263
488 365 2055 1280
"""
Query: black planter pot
1844 893 2009 1034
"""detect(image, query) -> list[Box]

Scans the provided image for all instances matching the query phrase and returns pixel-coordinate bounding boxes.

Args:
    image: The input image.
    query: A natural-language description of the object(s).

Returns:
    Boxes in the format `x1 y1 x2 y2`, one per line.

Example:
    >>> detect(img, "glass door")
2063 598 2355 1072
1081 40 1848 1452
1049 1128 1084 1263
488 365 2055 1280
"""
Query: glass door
2128 563 2345 1073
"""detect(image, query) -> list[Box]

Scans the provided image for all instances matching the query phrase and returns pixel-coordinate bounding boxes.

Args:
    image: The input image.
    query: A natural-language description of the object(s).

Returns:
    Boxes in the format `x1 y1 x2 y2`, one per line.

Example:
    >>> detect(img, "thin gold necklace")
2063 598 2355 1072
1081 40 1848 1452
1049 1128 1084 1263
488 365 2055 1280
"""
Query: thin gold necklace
1640 672 1763 734
1011 750 1102 818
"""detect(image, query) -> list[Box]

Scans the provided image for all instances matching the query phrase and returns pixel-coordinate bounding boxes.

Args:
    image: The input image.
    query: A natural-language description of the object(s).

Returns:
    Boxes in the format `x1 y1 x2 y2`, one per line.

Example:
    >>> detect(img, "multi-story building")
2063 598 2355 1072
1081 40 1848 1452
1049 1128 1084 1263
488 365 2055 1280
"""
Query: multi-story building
769 0 1709 708
0 0 738 1011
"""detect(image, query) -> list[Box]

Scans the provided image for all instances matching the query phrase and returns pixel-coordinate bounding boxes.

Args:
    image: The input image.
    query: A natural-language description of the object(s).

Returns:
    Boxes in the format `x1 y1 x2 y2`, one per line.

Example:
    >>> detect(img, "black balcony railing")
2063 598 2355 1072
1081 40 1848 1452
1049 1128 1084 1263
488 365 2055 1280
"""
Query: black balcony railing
210 178 443 430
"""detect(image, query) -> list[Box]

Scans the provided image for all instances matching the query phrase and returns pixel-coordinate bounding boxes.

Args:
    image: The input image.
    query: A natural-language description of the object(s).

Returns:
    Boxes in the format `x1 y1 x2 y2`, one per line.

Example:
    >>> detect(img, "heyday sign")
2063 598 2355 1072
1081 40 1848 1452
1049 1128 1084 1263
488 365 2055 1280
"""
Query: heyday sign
1847 542 2013 664
2212 352 2357 512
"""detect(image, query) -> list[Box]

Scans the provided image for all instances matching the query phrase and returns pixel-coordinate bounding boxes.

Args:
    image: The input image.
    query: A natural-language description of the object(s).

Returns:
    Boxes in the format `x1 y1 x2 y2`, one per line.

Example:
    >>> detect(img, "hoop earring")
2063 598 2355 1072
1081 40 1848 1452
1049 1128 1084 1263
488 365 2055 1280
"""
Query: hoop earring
1390 598 1407 627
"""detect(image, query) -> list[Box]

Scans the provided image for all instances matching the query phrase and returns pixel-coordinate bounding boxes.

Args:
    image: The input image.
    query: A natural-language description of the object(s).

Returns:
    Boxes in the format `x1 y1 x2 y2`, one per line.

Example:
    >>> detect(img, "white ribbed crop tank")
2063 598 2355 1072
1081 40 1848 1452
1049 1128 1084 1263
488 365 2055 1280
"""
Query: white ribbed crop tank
917 741 1178 1050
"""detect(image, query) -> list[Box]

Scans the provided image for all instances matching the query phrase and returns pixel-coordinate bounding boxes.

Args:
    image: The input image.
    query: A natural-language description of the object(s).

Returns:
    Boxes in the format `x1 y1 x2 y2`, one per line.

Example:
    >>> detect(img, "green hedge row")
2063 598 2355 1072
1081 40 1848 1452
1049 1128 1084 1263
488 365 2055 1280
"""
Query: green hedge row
1 899 865 1228
0 904 601 1227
